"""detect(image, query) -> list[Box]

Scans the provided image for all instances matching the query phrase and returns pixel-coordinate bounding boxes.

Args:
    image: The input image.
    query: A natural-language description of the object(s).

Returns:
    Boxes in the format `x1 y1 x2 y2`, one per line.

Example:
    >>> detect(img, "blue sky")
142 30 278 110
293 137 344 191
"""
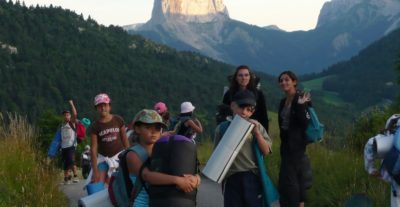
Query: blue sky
20 0 330 31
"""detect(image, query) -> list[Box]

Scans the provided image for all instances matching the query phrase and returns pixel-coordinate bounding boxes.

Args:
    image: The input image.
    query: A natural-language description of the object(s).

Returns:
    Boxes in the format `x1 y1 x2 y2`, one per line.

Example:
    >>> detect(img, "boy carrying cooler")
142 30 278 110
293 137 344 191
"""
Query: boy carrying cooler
214 89 272 207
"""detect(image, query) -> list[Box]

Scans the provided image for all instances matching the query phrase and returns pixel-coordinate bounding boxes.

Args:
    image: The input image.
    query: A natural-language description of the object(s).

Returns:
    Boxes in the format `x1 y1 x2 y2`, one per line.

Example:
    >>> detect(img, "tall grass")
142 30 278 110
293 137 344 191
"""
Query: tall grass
198 112 390 206
0 114 67 207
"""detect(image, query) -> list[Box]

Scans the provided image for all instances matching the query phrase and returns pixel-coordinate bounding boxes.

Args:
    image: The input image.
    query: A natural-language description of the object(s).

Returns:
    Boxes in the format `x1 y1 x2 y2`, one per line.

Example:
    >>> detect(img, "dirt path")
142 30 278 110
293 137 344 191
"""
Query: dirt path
61 176 223 207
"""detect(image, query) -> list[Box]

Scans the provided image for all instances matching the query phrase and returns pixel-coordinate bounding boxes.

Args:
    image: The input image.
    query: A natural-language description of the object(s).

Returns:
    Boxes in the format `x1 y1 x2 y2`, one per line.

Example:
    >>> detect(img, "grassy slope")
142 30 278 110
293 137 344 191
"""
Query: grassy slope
0 115 67 206
198 112 389 206
302 75 347 107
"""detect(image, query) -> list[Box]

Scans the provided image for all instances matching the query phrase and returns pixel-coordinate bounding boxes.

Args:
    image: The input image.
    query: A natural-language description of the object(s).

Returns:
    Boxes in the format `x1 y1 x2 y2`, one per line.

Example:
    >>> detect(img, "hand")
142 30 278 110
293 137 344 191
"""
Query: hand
184 174 201 188
298 92 311 104
68 100 74 104
371 170 381 178
175 176 194 193
248 119 260 135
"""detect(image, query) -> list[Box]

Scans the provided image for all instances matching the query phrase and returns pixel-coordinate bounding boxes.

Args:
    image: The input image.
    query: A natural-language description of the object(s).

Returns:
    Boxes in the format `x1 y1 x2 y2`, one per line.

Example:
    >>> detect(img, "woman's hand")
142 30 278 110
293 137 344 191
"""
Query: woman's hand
298 92 311 104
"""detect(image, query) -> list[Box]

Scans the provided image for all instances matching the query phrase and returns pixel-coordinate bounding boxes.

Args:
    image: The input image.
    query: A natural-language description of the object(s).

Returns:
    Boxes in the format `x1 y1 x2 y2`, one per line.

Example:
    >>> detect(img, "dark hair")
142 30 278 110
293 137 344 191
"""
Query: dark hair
278 70 298 87
229 65 257 94
180 112 193 117
161 111 170 123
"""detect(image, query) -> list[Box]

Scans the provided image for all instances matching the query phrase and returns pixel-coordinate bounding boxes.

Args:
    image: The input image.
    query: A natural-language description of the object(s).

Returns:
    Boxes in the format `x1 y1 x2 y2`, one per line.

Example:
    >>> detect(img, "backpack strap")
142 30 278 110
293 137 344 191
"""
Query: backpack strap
125 145 149 206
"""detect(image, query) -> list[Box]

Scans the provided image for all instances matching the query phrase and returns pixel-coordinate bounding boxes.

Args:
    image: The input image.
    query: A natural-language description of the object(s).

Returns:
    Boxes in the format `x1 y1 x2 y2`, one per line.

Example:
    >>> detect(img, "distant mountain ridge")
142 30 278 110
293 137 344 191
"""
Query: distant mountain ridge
126 0 400 75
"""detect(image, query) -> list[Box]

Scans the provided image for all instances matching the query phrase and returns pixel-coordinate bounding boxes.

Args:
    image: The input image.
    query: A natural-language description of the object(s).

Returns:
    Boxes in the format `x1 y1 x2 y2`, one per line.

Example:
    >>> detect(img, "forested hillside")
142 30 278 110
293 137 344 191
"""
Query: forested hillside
317 28 400 108
0 2 281 125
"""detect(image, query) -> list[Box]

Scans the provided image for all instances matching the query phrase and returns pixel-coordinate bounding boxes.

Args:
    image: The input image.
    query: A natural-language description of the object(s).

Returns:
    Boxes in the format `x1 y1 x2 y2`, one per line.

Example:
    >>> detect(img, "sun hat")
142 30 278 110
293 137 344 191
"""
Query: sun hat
94 93 111 106
232 90 256 107
154 102 168 114
133 109 167 128
181 102 195 113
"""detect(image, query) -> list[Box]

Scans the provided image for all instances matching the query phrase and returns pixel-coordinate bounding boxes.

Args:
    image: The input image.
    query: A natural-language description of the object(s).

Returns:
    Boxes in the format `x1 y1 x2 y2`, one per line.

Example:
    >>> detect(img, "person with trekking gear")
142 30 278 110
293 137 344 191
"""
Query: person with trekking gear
174 102 203 142
214 89 272 207
61 100 80 184
81 145 91 179
277 71 312 207
90 93 129 185
364 114 400 207
124 109 199 207
222 65 269 132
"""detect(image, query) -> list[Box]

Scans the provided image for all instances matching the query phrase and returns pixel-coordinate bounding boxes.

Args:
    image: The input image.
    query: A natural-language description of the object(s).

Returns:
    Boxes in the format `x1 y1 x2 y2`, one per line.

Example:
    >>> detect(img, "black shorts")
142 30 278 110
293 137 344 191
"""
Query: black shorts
61 146 76 170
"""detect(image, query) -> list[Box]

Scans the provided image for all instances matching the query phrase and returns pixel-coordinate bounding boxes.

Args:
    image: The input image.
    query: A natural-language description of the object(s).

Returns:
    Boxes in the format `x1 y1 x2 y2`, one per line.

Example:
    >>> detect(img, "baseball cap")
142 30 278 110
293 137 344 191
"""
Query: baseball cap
181 102 195 113
154 102 168 114
94 93 111 106
62 110 70 114
133 109 167 128
232 90 256 107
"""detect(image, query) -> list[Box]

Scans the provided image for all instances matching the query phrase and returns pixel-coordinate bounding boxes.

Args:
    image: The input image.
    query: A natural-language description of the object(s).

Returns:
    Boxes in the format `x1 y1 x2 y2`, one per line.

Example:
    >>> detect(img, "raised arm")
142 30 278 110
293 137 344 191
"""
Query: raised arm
69 100 77 123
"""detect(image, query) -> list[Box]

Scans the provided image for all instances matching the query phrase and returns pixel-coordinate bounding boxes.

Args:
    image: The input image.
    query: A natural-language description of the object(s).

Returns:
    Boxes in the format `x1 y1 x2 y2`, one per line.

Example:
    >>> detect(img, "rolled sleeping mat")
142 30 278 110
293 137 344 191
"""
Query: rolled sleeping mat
78 189 113 207
373 134 394 159
86 182 105 195
202 115 254 183
149 135 198 207
47 129 61 158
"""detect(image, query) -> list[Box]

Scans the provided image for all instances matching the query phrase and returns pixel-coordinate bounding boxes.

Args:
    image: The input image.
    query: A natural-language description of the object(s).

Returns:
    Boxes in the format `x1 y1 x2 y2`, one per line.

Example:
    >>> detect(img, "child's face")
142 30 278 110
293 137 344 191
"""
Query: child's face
95 103 111 117
135 124 162 145
63 112 71 122
230 102 255 119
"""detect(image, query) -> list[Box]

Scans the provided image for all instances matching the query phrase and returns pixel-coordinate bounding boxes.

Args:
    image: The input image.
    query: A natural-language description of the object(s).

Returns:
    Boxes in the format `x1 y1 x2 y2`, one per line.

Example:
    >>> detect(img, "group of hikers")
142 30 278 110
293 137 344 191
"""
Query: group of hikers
53 64 400 207
55 65 314 207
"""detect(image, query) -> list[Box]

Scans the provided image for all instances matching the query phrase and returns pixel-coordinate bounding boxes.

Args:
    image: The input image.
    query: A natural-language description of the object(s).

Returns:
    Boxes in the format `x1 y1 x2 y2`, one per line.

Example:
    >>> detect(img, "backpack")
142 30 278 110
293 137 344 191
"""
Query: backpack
305 104 324 143
108 145 149 207
76 121 86 143
68 121 87 144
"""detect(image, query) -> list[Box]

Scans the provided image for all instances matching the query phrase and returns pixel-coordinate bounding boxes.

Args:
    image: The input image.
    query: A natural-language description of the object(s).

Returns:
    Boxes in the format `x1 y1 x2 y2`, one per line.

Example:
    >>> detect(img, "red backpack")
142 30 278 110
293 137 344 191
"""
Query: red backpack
69 121 86 143
76 121 86 142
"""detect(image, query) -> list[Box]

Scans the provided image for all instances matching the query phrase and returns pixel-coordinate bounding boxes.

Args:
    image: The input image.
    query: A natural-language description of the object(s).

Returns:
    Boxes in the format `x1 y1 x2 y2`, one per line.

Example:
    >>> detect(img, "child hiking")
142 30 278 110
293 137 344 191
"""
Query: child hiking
174 101 203 142
214 89 272 207
60 100 80 184
126 109 199 207
90 93 129 184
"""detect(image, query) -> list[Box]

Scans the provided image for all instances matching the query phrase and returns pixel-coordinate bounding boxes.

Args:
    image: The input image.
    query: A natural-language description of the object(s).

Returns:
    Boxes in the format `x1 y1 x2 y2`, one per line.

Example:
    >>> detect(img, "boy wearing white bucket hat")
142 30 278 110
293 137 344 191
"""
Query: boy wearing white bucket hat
364 114 400 207
173 102 203 142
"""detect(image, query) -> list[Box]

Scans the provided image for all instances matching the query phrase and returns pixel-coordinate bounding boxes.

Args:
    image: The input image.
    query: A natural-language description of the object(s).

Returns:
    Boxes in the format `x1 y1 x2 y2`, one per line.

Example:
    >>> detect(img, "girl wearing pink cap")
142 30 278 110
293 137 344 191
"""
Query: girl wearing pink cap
154 102 171 128
89 93 129 185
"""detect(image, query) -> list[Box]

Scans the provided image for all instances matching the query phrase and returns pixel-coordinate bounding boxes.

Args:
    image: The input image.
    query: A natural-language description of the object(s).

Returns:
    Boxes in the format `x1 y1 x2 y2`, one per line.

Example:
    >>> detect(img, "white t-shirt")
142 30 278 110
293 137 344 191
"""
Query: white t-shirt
61 122 77 148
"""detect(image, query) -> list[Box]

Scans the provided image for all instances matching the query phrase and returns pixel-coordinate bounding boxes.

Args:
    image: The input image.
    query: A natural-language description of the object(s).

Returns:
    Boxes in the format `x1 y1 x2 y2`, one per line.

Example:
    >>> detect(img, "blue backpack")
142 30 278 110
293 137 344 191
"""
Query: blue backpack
305 106 324 143
108 145 148 207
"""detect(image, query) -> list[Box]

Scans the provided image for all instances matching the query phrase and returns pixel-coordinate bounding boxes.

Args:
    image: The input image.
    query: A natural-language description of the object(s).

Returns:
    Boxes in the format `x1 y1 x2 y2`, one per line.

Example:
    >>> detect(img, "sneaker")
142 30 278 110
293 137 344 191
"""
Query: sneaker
72 176 79 183
64 179 71 185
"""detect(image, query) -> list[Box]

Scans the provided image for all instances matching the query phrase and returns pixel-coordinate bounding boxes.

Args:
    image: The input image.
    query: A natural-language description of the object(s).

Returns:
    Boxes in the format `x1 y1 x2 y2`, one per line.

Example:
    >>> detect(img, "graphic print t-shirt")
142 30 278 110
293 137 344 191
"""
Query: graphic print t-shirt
91 115 125 157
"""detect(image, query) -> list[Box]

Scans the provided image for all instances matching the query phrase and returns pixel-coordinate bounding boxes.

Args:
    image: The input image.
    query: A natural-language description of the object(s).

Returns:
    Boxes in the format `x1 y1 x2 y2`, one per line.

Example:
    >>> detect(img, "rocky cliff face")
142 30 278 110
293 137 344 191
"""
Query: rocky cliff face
149 0 229 24
317 0 400 30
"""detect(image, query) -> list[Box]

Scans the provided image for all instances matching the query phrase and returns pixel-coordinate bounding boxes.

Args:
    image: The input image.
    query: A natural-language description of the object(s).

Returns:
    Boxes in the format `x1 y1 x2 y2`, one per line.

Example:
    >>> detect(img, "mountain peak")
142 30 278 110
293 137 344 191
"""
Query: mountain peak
149 0 229 24
317 0 400 28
